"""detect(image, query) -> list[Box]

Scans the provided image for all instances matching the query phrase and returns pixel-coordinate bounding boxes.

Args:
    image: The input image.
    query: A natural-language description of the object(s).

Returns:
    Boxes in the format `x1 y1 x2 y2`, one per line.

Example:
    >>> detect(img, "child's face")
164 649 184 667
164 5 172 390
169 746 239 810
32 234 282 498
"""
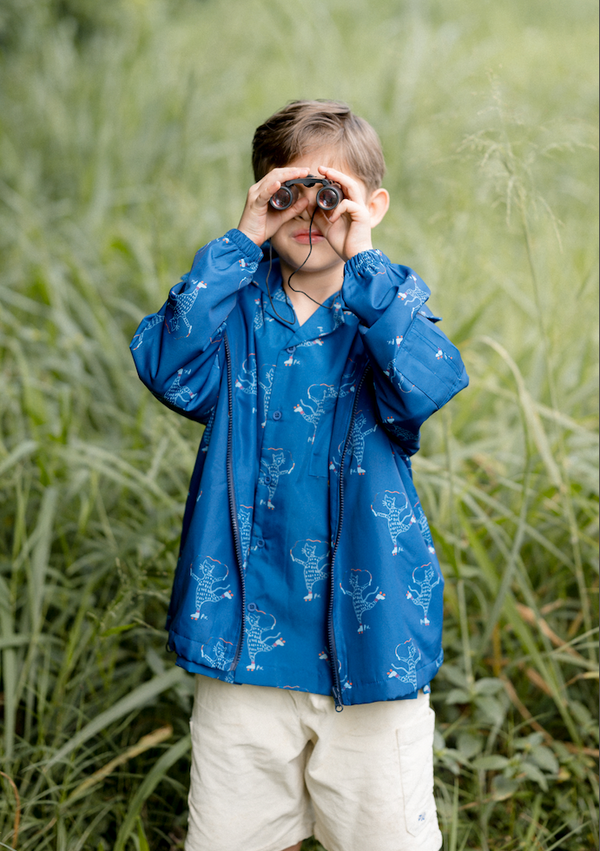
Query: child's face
269 147 371 280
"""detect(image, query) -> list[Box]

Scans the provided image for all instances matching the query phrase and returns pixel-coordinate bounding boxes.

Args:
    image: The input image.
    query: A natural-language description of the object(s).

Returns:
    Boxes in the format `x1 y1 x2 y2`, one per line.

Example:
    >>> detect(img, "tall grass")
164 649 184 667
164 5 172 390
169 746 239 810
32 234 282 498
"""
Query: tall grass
0 0 597 848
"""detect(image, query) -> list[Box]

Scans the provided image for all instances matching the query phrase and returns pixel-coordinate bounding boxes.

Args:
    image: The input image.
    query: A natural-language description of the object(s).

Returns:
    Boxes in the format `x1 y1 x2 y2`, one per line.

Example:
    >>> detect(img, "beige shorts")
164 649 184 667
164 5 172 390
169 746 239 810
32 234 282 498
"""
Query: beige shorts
185 675 441 851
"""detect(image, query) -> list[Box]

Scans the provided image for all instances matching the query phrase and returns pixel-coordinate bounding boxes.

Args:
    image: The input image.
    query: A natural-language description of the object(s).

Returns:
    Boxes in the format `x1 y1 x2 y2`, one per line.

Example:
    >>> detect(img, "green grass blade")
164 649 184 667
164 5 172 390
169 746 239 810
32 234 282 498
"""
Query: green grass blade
45 667 185 768
112 735 190 851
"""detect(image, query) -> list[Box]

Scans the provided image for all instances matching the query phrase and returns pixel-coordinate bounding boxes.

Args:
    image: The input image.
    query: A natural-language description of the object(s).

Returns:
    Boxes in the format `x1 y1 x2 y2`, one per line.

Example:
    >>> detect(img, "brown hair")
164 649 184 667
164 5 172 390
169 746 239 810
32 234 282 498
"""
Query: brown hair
252 100 385 193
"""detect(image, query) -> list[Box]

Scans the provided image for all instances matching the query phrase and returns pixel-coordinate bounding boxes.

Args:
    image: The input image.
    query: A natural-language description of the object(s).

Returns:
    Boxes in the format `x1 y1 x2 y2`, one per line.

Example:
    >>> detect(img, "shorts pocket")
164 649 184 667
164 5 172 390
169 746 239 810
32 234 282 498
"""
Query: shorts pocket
396 706 436 837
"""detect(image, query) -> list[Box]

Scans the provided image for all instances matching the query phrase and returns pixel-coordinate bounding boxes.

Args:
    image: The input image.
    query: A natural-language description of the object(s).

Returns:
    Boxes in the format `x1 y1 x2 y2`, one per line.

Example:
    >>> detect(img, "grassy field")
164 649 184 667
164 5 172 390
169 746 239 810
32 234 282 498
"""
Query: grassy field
0 0 598 848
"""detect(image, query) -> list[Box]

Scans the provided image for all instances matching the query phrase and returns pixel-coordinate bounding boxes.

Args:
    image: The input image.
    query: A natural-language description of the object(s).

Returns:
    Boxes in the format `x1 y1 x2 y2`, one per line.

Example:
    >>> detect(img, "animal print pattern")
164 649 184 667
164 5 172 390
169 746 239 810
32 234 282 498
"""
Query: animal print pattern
189 556 234 621
245 606 285 671
290 539 329 601
371 491 416 555
339 568 386 633
168 282 205 336
164 369 195 407
406 563 440 626
259 448 295 510
387 638 421 691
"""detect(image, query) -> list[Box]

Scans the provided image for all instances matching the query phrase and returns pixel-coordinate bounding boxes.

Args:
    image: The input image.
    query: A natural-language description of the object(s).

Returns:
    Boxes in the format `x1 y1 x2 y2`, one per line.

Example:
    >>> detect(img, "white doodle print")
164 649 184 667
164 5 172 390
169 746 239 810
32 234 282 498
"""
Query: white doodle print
383 360 414 393
397 274 428 316
237 257 259 287
434 346 454 364
246 607 285 671
295 338 324 349
406 563 441 626
131 314 164 350
190 557 234 620
164 369 195 407
353 249 384 277
235 357 275 424
294 384 338 443
338 360 357 397
201 638 235 682
329 411 377 475
371 491 416 555
386 335 403 347
168 282 205 337
339 568 386 633
209 321 226 348
290 539 329 601
259 365 276 426
284 346 299 367
318 652 353 690
200 407 216 454
259 448 295 510
337 659 353 690
279 337 326 366
332 300 345 330
414 502 436 553
235 355 257 397
238 505 253 568
348 413 377 474
387 639 421 691
253 298 264 331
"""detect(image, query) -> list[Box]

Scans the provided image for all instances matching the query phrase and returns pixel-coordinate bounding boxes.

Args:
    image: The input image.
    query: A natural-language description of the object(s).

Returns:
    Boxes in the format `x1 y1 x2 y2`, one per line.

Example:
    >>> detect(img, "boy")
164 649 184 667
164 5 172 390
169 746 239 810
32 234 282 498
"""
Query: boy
131 100 468 851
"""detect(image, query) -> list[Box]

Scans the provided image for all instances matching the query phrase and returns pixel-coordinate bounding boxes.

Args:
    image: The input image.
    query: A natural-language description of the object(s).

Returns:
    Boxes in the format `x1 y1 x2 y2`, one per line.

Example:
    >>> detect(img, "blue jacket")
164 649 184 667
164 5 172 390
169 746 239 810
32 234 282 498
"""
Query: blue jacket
130 229 469 707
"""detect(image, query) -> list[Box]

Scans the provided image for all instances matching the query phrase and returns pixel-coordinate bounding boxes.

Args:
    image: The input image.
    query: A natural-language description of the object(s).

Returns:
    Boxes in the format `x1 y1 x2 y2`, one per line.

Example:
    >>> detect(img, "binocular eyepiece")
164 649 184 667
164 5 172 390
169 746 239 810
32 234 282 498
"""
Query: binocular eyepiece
269 175 342 211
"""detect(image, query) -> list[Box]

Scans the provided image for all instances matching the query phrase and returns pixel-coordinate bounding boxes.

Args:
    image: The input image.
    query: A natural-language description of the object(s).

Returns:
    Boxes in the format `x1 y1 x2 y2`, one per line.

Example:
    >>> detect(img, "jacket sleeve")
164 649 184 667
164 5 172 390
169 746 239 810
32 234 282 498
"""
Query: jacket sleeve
341 249 469 455
130 229 263 422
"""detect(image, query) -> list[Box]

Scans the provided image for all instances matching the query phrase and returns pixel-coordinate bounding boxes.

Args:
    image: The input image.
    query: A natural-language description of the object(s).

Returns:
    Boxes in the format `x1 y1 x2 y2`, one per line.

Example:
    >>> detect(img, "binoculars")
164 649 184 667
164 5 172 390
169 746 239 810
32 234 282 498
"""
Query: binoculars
269 175 342 211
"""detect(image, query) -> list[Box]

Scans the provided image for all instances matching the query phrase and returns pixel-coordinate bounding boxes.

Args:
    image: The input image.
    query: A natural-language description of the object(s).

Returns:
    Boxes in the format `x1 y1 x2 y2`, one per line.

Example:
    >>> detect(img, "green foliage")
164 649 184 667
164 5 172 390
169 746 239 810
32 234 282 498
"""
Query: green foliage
0 0 597 849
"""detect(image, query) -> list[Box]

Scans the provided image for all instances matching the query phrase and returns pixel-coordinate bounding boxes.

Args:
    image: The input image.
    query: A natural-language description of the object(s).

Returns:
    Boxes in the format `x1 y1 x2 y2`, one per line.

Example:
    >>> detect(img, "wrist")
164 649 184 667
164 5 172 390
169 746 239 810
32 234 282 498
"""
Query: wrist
346 243 374 260
236 221 262 246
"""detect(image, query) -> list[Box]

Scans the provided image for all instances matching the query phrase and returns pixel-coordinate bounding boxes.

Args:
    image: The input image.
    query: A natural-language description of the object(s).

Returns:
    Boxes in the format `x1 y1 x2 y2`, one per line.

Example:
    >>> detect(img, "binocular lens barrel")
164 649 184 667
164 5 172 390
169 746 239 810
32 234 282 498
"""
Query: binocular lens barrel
316 187 340 210
269 186 295 210
269 179 341 211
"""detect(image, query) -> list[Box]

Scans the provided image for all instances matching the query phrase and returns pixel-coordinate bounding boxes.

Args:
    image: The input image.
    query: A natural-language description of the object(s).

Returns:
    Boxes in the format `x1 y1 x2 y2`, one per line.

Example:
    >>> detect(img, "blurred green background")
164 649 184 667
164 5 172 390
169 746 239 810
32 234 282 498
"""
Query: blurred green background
0 1 598 849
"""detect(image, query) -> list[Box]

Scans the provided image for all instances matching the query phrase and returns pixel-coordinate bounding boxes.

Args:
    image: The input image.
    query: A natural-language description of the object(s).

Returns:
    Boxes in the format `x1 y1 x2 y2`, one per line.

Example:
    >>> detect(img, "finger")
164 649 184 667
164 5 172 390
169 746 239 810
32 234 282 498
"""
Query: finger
326 198 364 225
264 197 309 240
253 167 311 207
313 207 334 232
317 165 365 203
258 166 311 193
268 165 311 181
275 195 309 223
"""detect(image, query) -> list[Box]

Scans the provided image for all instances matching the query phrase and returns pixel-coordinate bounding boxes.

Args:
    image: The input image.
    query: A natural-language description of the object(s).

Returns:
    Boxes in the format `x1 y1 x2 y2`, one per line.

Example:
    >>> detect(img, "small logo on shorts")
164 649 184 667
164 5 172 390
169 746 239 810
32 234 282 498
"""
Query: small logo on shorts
418 812 426 823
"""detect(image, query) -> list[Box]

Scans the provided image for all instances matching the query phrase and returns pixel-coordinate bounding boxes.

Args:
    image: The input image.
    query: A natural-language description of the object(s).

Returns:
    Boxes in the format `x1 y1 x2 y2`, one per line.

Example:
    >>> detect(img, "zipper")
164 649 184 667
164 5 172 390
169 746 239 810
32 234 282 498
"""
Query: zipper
327 363 372 710
224 332 247 669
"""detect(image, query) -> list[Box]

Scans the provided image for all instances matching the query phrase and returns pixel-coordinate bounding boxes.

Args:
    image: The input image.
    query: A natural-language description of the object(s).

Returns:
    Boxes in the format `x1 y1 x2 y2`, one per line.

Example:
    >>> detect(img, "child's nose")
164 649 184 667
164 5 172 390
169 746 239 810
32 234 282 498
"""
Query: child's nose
299 186 319 214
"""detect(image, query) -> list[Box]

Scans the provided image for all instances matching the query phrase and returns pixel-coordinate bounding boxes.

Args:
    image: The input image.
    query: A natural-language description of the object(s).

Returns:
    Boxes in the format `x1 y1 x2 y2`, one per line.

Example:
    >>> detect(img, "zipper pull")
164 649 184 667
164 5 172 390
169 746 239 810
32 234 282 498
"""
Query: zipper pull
332 686 344 712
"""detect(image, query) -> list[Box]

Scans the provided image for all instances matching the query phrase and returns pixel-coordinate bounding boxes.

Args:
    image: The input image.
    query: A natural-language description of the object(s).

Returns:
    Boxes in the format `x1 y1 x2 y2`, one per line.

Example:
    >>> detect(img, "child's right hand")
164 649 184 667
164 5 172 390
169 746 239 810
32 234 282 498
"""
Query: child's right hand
237 167 310 246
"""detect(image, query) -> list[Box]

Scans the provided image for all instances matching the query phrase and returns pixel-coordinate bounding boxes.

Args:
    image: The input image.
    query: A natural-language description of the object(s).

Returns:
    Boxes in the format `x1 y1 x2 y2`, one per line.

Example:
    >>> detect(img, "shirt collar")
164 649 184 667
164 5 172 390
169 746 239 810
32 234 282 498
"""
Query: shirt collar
252 246 350 338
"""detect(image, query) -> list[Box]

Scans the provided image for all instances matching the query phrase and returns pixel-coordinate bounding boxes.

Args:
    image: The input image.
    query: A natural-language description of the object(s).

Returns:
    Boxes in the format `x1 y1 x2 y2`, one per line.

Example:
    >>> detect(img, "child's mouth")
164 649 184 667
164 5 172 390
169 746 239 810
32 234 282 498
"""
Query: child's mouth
293 229 325 244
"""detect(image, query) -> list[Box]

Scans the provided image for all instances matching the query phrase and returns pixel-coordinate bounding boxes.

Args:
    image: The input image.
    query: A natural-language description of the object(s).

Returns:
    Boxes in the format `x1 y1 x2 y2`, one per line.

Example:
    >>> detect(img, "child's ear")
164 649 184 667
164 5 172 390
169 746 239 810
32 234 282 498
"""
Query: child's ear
367 188 390 227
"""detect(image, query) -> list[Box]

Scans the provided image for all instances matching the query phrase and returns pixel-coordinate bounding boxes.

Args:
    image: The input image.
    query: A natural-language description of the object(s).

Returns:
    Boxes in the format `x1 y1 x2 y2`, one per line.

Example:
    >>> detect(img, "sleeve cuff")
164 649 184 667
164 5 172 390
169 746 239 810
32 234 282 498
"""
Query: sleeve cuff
225 229 264 264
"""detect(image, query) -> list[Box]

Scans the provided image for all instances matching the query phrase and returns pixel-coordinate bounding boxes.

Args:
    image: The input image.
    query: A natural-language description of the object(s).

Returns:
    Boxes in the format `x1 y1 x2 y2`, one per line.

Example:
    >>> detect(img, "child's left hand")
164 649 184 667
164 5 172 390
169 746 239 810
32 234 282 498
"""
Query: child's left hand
314 166 389 262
